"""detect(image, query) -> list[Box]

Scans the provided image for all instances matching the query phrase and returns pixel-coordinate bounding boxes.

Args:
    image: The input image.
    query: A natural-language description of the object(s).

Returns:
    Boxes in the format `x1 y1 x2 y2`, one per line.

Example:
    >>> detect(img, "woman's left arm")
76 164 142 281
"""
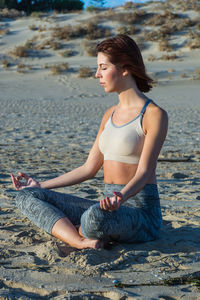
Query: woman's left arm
120 105 168 202
100 105 168 211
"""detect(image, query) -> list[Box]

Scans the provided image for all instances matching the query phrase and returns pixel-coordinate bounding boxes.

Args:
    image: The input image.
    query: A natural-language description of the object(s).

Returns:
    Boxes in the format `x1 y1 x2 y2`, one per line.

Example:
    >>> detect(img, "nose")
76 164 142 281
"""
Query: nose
95 68 101 78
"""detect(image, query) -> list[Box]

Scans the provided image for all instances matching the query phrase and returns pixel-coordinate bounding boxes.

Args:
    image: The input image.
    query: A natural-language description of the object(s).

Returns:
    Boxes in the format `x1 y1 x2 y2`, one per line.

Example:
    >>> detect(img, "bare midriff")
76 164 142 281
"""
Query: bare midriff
103 160 157 185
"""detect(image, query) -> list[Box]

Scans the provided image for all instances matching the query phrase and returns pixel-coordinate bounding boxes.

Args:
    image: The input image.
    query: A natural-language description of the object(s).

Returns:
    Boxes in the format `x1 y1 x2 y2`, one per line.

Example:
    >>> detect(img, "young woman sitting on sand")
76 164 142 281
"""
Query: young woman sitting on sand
11 34 168 250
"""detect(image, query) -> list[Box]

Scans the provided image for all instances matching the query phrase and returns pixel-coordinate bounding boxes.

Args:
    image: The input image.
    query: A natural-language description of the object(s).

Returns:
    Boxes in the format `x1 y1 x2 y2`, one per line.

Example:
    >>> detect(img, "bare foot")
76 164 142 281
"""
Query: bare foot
76 226 103 249
80 237 104 250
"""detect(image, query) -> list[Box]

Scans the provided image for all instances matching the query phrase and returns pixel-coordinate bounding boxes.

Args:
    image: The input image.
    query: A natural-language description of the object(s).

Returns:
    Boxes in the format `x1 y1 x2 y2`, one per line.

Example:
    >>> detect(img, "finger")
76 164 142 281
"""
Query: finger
18 172 30 180
104 197 111 210
11 174 20 190
101 198 109 210
100 199 104 209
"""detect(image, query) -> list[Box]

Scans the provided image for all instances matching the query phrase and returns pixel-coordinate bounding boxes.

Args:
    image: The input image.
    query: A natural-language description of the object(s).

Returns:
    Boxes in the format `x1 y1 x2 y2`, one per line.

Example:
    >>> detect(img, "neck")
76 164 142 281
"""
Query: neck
117 82 147 108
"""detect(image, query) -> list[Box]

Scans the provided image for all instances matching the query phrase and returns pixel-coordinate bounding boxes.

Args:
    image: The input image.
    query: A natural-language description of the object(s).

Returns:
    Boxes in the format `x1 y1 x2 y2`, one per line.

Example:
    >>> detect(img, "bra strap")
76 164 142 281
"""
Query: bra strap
140 99 152 115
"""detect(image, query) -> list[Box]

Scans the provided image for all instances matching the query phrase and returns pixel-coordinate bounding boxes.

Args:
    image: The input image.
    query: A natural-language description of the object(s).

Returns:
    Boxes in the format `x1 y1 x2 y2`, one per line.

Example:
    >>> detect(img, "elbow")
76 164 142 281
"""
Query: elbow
135 166 155 183
83 163 100 180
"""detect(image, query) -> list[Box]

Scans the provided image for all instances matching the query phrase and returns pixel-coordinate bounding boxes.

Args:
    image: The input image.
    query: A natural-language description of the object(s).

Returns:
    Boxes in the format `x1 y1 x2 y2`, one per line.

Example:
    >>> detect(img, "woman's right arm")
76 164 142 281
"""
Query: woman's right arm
11 107 114 190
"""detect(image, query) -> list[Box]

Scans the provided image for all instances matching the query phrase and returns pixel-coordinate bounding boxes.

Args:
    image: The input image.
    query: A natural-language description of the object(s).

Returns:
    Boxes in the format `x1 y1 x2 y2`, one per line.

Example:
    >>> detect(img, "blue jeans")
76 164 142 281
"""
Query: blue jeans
15 184 162 243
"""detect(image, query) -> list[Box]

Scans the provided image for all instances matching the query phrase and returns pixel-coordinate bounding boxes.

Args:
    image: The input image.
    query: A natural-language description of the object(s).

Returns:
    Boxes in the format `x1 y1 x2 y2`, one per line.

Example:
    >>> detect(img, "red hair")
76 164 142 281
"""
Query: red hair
97 34 153 93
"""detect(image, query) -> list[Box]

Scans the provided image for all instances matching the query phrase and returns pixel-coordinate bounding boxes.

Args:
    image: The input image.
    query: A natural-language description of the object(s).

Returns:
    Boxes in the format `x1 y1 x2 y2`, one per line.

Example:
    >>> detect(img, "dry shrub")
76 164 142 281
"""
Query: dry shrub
34 43 46 50
85 22 111 40
59 49 73 57
181 73 187 78
29 24 38 31
158 39 173 52
38 25 46 32
0 8 25 19
108 10 150 25
194 69 200 80
196 23 200 31
2 59 11 68
145 17 196 42
30 12 45 19
117 25 139 35
82 40 97 57
123 1 137 9
144 30 161 42
85 6 99 13
51 24 84 40
0 28 9 35
78 67 93 78
186 32 200 49
161 54 178 60
148 55 156 62
51 22 111 41
24 39 35 49
43 63 50 69
49 41 62 50
17 63 31 73
135 36 147 51
33 38 59 50
106 8 115 17
50 63 68 75
145 10 179 26
10 45 29 57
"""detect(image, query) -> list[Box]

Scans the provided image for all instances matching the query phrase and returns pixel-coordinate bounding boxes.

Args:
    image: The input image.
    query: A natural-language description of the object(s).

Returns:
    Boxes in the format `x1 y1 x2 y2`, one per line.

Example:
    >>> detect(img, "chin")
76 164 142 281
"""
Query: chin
104 86 115 93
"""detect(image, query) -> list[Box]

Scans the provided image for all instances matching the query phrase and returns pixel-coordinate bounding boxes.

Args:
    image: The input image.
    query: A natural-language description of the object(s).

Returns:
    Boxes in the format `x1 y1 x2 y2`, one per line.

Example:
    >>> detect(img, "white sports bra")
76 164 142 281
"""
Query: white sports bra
98 100 152 164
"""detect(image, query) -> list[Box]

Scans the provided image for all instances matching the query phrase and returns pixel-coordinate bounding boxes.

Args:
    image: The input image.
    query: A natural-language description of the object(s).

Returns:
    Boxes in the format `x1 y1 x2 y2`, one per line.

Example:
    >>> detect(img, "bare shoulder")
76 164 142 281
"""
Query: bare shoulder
143 101 168 133
148 101 168 123
100 105 116 127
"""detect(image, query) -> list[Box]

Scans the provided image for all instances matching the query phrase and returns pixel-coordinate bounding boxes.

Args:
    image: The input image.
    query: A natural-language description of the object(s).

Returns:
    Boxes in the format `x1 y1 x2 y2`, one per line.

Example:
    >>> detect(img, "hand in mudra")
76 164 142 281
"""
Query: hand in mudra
11 172 40 190
100 192 123 211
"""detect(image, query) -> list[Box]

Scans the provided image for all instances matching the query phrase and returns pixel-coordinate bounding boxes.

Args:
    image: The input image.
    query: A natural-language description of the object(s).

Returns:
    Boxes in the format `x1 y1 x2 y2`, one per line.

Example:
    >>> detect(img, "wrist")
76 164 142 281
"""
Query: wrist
113 191 124 205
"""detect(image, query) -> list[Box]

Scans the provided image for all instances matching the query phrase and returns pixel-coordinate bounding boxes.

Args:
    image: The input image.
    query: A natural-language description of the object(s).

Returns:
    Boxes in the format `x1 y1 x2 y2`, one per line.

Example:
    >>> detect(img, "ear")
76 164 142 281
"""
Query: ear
122 68 129 77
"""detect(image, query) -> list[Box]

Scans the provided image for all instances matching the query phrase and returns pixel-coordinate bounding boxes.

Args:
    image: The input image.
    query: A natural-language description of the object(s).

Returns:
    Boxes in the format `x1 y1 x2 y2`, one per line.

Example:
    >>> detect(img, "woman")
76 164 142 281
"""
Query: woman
11 35 168 250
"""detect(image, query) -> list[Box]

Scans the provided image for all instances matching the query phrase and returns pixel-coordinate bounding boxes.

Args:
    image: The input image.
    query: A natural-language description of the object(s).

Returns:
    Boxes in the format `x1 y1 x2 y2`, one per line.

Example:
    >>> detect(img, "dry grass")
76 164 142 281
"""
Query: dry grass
158 39 173 52
10 46 29 57
82 40 97 57
59 49 74 57
24 39 35 49
0 8 25 19
145 17 197 43
38 25 46 32
181 73 187 78
2 59 11 68
117 25 139 35
161 54 178 60
50 63 68 75
186 31 200 49
51 22 111 41
135 36 147 51
194 69 200 80
145 10 179 27
49 41 62 50
123 1 138 10
108 10 150 25
29 24 38 31
85 6 99 13
33 38 62 51
0 28 9 35
78 67 93 78
148 55 156 62
30 12 46 19
17 63 31 73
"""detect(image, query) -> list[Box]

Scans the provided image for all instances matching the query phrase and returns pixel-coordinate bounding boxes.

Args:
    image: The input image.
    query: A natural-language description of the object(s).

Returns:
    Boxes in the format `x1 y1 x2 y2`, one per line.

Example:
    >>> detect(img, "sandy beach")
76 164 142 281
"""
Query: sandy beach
0 1 200 299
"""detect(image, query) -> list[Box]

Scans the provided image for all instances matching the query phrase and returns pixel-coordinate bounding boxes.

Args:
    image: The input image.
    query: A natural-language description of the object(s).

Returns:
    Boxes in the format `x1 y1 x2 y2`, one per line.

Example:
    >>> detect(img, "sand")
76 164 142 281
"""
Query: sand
0 2 200 299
